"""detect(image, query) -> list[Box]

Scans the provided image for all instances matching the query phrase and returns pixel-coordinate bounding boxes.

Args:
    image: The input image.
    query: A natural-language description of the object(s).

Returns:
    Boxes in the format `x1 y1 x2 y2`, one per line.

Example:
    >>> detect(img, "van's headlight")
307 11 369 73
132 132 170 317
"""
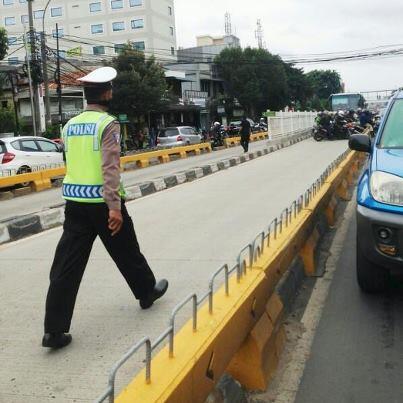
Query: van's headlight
370 171 403 206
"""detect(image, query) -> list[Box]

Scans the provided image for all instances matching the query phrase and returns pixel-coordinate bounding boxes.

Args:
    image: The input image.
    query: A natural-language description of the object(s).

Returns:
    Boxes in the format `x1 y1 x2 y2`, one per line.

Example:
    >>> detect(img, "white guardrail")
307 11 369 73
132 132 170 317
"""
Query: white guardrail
268 111 316 140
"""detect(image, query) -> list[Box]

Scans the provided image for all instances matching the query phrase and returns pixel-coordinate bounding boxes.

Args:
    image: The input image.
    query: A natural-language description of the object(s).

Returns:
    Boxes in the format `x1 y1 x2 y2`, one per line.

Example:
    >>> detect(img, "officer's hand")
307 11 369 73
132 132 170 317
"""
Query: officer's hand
108 209 123 236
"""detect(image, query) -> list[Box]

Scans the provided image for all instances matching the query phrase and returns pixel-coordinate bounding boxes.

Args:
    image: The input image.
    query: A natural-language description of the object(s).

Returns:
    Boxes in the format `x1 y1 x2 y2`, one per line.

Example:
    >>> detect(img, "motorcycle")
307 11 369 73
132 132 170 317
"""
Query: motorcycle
210 126 226 147
313 120 352 142
312 124 330 142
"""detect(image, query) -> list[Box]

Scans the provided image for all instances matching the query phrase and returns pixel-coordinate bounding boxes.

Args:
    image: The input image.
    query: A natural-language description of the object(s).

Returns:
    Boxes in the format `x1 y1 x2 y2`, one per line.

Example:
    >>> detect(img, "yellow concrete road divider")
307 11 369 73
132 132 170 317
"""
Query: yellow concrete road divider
224 131 268 148
97 149 363 403
0 143 212 191
0 166 65 192
120 142 212 170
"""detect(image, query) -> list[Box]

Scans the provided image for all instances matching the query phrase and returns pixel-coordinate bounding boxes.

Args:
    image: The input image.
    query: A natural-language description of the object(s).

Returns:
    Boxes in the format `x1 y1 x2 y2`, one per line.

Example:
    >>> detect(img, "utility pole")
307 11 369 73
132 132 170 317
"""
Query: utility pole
56 23 62 136
41 31 52 129
23 26 37 137
42 0 52 129
27 0 42 135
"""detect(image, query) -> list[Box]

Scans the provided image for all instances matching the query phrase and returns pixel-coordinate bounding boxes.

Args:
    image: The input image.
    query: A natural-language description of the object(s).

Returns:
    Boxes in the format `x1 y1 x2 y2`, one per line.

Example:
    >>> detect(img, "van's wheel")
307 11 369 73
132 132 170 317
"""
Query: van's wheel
16 166 32 187
356 241 388 293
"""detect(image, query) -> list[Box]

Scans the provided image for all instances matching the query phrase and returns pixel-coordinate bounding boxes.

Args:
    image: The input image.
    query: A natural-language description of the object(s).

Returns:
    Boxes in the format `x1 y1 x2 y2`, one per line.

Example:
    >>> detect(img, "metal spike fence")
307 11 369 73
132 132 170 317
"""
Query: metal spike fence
96 148 351 403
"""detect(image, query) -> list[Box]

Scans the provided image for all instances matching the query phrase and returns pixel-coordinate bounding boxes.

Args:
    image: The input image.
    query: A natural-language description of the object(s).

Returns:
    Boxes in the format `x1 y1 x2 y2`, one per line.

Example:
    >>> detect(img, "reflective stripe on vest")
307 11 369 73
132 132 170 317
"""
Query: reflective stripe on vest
63 184 103 199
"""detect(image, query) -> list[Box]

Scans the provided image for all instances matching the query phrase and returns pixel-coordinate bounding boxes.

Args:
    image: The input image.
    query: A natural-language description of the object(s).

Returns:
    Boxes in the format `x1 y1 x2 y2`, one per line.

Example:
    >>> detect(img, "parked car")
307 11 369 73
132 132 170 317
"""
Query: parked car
0 136 64 177
227 118 260 136
349 89 403 293
157 127 202 148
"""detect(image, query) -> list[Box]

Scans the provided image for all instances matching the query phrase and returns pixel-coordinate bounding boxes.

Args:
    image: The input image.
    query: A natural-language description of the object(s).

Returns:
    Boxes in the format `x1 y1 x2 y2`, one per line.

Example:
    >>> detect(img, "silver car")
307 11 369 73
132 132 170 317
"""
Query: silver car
157 126 202 148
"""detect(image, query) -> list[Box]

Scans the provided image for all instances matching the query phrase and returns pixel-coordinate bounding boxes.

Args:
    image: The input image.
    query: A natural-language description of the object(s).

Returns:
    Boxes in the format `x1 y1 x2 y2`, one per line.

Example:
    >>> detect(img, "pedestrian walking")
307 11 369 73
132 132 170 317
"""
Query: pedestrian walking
148 126 157 148
240 116 252 153
42 67 168 349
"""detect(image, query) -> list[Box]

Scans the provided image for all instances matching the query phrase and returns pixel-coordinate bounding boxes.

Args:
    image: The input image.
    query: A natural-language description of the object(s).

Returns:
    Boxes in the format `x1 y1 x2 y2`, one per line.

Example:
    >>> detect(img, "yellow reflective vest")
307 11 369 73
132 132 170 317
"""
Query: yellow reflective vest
62 110 125 203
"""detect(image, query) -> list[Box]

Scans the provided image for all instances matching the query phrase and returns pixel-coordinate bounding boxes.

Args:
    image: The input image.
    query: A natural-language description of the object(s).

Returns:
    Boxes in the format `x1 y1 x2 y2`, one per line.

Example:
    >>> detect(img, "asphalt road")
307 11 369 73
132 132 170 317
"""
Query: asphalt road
295 212 403 403
0 139 348 403
1 138 278 222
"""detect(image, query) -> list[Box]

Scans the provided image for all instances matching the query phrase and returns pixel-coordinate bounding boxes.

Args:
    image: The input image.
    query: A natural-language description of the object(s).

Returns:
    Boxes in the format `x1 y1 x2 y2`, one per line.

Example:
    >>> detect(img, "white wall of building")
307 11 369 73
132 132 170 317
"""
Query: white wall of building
0 0 176 63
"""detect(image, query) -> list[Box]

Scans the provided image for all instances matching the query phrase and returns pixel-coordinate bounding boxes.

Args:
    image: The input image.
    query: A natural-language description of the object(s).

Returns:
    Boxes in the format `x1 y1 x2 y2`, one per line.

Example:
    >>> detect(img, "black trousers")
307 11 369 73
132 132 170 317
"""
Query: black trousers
44 200 156 333
240 134 250 152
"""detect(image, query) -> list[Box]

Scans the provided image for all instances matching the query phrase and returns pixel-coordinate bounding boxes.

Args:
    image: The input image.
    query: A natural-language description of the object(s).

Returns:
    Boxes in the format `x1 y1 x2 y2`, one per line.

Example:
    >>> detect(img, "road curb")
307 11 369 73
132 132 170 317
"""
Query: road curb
0 131 311 246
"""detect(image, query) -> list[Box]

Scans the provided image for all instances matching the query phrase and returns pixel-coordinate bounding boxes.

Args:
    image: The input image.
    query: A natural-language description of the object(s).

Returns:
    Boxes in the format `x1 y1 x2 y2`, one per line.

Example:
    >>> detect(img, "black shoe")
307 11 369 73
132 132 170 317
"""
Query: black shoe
140 279 169 309
42 333 72 349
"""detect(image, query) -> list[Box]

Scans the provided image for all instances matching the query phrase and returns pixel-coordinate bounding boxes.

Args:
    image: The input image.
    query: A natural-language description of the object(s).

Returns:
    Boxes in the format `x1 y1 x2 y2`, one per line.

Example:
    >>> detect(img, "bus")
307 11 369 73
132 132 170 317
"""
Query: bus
329 93 366 111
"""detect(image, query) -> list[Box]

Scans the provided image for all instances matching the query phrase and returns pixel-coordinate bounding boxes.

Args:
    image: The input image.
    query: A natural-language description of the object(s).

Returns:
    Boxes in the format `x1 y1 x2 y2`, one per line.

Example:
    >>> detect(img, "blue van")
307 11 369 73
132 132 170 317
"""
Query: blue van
349 91 403 292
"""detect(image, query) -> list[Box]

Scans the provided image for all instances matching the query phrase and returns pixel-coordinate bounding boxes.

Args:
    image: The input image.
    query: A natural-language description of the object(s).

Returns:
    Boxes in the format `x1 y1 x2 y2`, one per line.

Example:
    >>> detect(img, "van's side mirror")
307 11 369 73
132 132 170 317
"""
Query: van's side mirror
349 134 371 153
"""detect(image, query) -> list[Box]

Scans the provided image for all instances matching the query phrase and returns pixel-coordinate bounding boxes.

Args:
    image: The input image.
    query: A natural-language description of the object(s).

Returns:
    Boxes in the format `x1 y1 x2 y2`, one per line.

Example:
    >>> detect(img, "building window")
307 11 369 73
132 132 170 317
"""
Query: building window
91 24 104 34
19 0 26 3
170 26 174 36
21 15 28 24
111 0 123 9
132 41 145 51
5 16 16 25
7 36 17 45
114 43 125 54
112 21 125 31
8 57 19 65
170 46 175 56
131 19 144 29
93 46 105 55
3 0 14 5
168 6 172 15
51 7 63 17
130 0 142 7
52 27 64 38
34 10 45 19
89 2 101 12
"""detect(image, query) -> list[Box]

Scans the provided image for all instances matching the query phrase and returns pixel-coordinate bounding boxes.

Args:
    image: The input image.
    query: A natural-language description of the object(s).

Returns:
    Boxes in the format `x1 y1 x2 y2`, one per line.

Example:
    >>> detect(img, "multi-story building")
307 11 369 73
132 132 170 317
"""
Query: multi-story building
165 34 241 128
0 0 176 64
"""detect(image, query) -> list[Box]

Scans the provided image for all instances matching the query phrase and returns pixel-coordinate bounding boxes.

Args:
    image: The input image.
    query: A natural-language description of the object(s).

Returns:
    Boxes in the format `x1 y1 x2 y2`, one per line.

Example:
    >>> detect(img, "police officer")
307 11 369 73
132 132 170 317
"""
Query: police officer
42 67 168 349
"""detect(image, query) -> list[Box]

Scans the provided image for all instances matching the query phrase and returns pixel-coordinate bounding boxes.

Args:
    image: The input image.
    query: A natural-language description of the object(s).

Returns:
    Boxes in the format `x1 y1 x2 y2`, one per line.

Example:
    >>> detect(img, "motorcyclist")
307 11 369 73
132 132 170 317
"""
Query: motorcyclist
359 109 373 127
332 111 349 139
359 109 374 136
211 121 223 146
346 109 356 122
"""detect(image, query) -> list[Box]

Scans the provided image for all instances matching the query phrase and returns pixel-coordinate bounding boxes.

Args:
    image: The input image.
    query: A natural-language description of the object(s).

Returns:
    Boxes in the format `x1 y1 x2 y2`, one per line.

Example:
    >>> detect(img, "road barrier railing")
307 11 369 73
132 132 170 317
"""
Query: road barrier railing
267 111 317 139
0 143 212 191
96 148 362 403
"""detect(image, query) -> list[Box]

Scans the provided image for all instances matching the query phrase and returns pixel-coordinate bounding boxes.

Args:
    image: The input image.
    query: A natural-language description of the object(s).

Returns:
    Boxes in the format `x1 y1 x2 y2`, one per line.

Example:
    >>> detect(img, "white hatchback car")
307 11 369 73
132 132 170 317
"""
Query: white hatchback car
0 136 64 175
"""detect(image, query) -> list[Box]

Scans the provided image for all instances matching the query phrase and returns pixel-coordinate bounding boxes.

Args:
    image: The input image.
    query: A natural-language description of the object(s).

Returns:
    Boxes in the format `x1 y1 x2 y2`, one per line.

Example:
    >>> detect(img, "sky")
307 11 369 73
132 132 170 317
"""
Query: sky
174 0 403 94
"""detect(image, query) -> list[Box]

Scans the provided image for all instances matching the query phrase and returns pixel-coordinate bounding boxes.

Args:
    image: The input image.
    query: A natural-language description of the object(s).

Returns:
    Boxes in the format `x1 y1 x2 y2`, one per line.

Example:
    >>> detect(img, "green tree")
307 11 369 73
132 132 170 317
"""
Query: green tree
283 63 313 110
305 69 342 103
0 28 8 61
0 106 16 133
110 45 169 118
215 47 288 117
